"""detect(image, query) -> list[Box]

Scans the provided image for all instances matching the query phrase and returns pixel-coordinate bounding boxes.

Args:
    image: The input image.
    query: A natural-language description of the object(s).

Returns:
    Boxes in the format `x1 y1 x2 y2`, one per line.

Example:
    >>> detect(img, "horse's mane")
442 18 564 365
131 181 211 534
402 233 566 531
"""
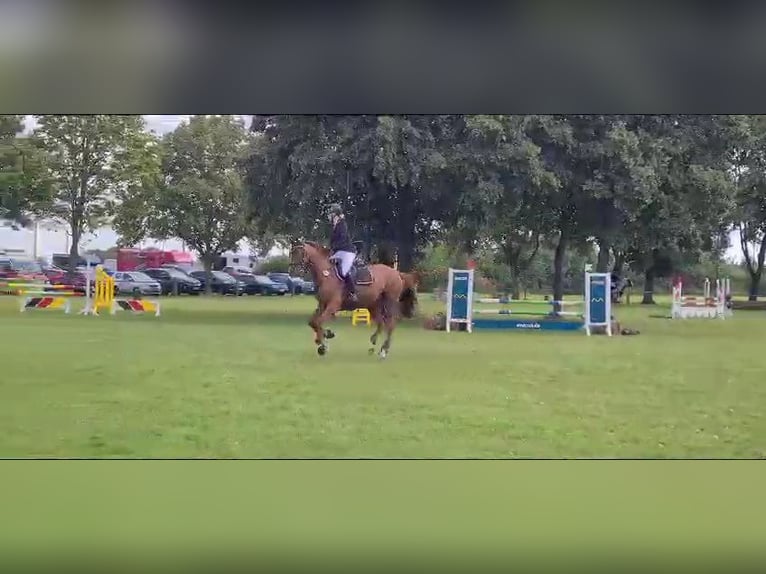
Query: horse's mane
303 241 331 258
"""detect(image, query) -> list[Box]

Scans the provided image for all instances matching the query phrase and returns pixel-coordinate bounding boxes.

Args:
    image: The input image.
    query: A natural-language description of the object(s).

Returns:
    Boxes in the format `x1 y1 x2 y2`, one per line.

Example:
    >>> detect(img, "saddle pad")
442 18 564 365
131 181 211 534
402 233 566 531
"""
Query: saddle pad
354 266 373 285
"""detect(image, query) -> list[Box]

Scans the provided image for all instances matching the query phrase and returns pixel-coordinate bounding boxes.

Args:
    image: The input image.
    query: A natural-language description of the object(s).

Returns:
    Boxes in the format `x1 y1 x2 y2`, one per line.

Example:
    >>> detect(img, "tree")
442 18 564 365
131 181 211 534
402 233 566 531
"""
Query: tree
116 116 251 292
0 115 52 227
622 115 736 303
32 115 148 271
524 115 598 302
246 115 458 271
446 115 558 298
731 115 766 300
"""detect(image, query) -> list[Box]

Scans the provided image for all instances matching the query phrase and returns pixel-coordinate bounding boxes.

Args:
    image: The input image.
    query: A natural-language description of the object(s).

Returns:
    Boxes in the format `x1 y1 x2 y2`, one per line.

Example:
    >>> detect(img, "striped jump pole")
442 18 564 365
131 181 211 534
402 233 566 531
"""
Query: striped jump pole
2 280 85 314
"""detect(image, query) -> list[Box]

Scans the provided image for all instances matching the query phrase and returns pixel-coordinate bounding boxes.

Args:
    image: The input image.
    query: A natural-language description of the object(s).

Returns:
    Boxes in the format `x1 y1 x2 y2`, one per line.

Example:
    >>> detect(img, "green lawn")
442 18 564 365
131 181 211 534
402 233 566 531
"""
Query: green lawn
1 292 764 458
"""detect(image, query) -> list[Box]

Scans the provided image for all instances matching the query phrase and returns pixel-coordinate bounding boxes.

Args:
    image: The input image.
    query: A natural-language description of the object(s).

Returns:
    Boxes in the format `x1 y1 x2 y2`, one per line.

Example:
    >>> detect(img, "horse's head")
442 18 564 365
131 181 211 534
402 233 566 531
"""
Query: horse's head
289 242 309 271
289 241 332 277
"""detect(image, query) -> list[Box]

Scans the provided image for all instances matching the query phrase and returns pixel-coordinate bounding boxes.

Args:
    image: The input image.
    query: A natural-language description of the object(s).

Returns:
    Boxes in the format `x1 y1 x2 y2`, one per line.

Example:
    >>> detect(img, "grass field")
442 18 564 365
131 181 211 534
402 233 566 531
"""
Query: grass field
1 292 765 458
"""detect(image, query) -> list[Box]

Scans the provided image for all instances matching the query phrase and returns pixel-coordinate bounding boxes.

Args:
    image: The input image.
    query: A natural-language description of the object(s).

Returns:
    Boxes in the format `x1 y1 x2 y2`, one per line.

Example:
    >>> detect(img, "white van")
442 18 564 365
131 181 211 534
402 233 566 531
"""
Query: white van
214 252 258 272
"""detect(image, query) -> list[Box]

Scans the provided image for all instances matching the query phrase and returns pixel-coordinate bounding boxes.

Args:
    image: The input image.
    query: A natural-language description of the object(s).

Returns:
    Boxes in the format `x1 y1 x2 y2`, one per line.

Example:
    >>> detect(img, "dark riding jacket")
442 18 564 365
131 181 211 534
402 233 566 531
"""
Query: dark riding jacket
330 218 355 253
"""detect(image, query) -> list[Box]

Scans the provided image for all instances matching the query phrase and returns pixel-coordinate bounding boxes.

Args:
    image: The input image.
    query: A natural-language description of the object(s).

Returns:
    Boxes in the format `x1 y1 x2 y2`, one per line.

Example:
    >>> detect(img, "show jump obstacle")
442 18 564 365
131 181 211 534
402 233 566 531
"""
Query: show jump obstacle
445 268 612 335
1 281 85 314
81 267 160 316
2 266 159 317
671 277 731 320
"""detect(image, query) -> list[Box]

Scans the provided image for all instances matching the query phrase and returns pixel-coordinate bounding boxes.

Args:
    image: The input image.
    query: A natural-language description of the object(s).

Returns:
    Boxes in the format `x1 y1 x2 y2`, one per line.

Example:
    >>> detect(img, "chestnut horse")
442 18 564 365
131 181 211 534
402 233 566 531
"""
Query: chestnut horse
290 241 415 358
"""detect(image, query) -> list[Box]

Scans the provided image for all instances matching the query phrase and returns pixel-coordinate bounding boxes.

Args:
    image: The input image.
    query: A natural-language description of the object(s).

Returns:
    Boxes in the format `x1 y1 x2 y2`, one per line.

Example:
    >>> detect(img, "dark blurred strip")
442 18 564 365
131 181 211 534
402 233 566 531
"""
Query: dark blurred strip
2 1 766 112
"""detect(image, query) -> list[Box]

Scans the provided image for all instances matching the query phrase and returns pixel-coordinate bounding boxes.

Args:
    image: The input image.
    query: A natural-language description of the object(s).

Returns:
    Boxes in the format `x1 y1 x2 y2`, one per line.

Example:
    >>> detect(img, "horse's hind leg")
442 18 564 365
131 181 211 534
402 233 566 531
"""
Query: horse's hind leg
368 305 384 355
378 296 397 360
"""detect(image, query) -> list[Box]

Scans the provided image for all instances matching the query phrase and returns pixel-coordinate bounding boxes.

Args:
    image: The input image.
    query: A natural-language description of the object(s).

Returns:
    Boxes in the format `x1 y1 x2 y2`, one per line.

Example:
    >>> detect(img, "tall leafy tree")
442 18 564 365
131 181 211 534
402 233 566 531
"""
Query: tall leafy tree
446 115 558 297
0 115 51 227
524 115 596 301
731 115 766 300
246 115 456 270
33 115 148 270
625 115 736 303
116 115 251 290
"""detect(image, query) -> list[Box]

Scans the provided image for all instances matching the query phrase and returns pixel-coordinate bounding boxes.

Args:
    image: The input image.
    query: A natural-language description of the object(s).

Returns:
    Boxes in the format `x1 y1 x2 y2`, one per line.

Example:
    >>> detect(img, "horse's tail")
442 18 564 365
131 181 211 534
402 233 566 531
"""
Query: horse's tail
399 288 417 318
399 285 418 318
396 271 419 319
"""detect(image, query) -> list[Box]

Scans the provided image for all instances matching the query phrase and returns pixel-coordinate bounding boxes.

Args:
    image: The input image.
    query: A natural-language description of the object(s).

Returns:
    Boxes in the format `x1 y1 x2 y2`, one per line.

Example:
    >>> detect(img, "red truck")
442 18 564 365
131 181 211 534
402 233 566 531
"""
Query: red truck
117 248 194 271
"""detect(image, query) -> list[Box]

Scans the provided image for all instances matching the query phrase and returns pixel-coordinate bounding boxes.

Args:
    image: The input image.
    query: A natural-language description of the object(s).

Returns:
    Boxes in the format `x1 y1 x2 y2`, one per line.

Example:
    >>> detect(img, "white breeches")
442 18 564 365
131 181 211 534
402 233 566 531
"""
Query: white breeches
332 251 356 276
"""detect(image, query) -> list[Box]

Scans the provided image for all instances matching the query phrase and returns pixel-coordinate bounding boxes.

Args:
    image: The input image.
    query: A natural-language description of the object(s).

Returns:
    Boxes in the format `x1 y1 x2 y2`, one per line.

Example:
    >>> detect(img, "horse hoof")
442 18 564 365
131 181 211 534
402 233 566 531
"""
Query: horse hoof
317 345 327 356
368 347 375 355
325 330 335 339
378 349 388 360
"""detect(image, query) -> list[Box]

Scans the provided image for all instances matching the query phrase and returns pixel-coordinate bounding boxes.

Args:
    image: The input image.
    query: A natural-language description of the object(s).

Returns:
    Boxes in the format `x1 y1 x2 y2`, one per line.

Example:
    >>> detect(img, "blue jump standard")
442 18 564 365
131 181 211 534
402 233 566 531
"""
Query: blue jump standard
472 318 584 331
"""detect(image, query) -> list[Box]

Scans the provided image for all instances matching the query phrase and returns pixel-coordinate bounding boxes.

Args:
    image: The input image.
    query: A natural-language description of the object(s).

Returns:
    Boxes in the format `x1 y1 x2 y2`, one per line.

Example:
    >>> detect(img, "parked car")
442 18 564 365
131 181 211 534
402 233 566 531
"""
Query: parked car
224 271 288 296
41 267 66 283
301 280 317 295
267 272 305 294
48 271 90 294
222 265 255 276
189 270 245 295
113 271 162 297
223 271 261 295
160 263 196 274
143 267 202 295
0 257 48 282
41 267 66 282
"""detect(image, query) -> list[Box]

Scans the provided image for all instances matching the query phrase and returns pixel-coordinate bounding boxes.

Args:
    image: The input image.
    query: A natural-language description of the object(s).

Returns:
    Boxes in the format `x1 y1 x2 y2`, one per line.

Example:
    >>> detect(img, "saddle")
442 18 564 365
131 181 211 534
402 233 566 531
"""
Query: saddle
333 258 373 286
351 262 373 285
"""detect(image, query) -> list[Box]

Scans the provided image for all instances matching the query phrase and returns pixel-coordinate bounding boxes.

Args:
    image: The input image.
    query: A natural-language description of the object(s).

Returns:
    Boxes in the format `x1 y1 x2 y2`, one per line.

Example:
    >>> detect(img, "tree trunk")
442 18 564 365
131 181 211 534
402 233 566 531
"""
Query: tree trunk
397 243 415 272
509 266 521 300
553 230 567 303
203 254 214 295
395 186 417 272
612 249 625 276
642 267 655 304
375 241 396 266
739 226 766 301
68 223 81 274
596 239 611 272
748 271 762 301
505 233 540 301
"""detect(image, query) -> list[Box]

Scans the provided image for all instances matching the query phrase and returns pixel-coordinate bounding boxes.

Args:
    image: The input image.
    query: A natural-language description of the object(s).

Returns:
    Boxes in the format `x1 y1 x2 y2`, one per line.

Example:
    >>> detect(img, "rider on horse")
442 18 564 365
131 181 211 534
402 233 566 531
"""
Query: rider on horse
326 203 358 304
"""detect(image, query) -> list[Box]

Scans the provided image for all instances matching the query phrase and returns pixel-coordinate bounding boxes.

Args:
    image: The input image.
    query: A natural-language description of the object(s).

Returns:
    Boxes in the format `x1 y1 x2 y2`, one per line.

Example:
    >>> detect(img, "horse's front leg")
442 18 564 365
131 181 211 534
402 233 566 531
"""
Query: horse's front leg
308 305 336 342
308 306 325 348
311 302 341 357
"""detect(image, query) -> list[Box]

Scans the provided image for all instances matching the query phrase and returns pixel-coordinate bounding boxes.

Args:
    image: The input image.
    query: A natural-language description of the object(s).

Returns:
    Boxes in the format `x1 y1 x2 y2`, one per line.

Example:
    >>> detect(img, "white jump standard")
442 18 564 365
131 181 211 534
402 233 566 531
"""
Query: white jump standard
671 277 731 320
